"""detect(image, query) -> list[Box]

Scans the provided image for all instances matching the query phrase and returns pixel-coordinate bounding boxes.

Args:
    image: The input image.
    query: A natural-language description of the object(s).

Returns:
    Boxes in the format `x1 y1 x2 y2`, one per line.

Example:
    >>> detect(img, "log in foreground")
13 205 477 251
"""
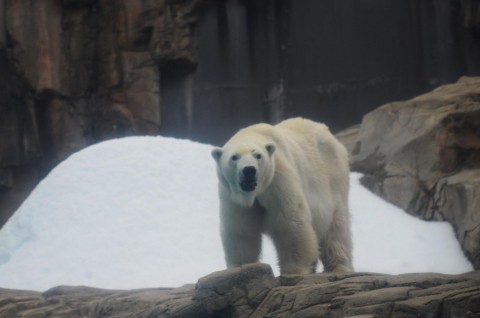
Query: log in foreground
1 263 479 317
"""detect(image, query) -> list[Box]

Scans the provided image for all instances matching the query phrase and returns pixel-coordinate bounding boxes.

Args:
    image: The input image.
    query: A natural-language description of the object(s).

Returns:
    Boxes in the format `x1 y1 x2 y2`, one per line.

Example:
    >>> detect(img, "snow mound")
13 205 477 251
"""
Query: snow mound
0 136 473 291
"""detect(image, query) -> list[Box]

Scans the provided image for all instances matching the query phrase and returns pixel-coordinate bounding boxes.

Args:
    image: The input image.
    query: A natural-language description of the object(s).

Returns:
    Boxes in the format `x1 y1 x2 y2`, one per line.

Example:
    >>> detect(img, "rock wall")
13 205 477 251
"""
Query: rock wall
0 0 202 227
185 0 480 145
337 77 480 270
1 0 480 232
1 264 479 317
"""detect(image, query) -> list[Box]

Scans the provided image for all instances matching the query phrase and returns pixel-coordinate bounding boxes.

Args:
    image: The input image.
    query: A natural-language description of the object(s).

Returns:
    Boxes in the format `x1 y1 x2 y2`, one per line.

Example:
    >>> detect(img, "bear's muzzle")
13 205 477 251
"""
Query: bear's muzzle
240 166 257 192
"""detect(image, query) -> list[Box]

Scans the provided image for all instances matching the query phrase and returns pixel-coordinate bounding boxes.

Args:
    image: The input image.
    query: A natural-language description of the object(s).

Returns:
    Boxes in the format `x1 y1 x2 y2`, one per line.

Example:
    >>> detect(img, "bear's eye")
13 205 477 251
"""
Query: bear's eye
254 153 262 160
231 154 239 161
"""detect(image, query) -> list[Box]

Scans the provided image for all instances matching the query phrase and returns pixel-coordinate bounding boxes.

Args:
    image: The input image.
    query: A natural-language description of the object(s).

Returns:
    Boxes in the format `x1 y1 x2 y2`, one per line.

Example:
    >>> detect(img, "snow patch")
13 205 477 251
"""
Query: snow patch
0 136 473 291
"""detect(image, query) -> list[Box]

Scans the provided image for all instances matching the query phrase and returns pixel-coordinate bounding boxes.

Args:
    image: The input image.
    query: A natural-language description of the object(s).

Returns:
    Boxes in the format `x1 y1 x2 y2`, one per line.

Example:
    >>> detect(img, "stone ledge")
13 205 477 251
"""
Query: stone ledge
336 77 480 270
1 264 479 317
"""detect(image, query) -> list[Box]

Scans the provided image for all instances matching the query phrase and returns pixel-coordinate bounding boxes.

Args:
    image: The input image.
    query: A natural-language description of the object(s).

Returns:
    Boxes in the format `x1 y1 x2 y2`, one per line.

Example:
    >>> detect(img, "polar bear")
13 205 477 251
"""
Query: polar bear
211 118 353 274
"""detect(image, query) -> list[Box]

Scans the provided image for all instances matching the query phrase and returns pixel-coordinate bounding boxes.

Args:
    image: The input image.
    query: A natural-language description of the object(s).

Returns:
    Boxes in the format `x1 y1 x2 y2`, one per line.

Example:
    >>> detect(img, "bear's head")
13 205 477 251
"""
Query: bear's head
211 143 276 207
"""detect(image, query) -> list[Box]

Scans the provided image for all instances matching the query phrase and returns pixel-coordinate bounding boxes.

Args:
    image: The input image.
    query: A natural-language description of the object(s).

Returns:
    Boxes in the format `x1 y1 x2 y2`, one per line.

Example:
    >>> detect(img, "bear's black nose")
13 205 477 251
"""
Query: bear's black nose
242 166 256 178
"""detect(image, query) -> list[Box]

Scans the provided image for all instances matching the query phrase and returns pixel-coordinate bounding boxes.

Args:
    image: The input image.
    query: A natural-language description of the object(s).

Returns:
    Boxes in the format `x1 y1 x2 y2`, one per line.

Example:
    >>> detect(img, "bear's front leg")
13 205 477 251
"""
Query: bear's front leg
262 198 319 275
220 199 264 268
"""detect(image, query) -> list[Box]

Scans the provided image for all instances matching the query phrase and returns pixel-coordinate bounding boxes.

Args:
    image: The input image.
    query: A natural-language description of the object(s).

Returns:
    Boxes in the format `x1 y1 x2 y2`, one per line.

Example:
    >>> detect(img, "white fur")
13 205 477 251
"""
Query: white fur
212 118 353 274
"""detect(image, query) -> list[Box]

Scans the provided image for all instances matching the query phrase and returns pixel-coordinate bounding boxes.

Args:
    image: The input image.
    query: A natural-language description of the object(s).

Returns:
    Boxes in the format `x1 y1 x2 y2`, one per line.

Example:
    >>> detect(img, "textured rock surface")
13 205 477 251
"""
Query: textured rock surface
0 264 479 317
337 76 480 270
0 0 202 227
190 0 480 145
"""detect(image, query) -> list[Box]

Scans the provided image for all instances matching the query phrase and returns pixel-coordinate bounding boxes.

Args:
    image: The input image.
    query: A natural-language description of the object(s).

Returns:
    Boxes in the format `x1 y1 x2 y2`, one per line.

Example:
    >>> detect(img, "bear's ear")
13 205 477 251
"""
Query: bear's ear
265 143 276 156
211 148 223 161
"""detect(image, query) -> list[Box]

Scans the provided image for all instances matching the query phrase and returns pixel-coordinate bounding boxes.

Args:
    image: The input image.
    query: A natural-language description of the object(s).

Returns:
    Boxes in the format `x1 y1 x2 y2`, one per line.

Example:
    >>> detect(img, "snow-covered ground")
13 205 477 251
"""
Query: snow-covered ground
0 136 473 291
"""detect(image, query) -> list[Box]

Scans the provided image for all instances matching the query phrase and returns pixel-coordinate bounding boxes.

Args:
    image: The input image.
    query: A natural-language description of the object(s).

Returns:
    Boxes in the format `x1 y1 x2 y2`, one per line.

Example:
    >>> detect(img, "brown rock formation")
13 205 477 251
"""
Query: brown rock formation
337 76 480 270
0 264 479 317
0 0 202 227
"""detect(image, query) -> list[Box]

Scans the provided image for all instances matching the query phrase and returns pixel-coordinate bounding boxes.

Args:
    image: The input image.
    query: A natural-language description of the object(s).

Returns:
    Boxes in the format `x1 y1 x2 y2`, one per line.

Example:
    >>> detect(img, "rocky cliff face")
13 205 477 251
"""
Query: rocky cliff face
1 0 479 233
0 0 202 226
187 0 480 145
1 264 479 317
337 77 480 270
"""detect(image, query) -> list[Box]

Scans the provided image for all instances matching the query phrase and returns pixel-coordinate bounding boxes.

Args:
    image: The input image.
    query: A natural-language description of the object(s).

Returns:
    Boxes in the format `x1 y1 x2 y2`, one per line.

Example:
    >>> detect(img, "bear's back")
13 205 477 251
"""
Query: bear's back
274 117 350 200
274 118 344 160
274 117 330 141
275 118 350 232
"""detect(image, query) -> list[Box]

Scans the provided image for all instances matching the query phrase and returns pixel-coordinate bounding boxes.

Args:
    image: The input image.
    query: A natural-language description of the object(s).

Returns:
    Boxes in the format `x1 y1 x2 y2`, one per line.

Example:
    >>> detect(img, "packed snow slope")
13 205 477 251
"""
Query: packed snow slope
0 136 473 291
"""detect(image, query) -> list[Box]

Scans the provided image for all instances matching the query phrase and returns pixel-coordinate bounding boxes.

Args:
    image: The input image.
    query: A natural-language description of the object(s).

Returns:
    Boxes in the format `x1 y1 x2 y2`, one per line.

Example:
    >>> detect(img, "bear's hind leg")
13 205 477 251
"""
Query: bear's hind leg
321 205 353 273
